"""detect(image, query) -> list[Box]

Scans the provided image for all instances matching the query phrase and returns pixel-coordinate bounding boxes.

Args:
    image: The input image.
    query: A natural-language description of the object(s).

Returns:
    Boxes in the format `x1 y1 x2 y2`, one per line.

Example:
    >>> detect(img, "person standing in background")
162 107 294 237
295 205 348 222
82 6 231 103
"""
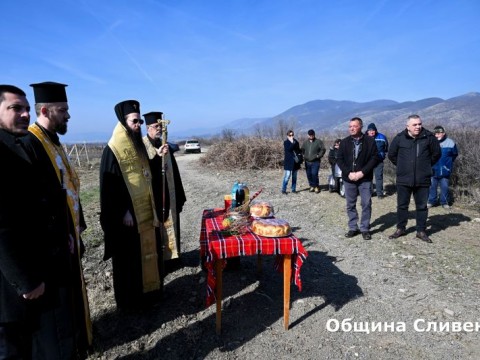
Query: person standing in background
428 125 458 209
388 115 441 243
366 123 389 199
281 129 301 194
301 129 326 193
336 117 379 240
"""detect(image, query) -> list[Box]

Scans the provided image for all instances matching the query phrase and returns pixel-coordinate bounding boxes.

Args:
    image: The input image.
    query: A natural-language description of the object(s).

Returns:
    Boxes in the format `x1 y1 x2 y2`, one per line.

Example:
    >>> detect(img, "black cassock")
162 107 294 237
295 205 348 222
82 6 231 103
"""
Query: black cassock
145 136 186 272
100 145 164 309
0 128 90 359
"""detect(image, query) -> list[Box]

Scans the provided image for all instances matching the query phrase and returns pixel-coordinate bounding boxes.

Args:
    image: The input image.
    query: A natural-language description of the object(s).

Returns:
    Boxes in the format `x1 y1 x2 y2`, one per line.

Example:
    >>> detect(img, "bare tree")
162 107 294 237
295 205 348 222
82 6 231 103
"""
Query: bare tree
221 128 236 142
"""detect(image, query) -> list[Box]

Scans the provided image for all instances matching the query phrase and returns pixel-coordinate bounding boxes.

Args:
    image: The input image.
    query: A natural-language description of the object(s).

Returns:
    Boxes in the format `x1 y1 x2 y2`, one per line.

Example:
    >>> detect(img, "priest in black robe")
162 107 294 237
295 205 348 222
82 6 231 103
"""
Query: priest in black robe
142 112 186 273
100 100 163 311
19 82 92 358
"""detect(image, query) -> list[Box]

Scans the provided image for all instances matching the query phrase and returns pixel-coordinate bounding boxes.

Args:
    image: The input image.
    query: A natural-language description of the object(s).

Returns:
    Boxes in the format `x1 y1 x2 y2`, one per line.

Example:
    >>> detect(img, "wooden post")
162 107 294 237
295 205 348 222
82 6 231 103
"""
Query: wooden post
283 254 292 330
215 259 223 335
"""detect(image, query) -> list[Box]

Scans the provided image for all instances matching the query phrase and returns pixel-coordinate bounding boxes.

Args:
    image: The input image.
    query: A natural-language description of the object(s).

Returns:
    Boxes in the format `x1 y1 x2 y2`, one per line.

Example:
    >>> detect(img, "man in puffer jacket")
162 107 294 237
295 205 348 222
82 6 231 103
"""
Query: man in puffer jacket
428 126 458 209
366 123 389 198
388 115 441 243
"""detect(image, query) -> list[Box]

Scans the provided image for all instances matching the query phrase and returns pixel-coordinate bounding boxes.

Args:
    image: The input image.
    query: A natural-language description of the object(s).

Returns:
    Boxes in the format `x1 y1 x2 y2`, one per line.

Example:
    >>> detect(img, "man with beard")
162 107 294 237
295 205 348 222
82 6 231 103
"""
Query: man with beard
20 82 92 358
100 100 163 311
2 83 91 358
142 112 186 273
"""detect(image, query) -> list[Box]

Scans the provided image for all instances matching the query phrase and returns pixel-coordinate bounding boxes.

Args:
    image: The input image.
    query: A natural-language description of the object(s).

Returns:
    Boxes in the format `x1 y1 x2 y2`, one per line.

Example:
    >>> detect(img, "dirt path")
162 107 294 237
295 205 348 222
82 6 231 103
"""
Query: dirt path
82 151 480 359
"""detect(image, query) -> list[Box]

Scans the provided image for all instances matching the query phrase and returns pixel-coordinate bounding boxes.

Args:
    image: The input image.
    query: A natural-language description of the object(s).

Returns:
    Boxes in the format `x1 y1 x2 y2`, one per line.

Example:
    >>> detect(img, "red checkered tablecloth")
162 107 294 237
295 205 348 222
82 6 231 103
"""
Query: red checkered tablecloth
200 208 308 307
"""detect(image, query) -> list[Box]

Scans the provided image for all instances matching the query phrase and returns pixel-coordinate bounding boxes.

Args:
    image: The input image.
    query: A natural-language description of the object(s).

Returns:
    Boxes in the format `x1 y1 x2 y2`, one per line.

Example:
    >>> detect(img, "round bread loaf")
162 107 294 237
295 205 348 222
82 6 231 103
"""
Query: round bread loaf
251 218 291 237
249 201 274 218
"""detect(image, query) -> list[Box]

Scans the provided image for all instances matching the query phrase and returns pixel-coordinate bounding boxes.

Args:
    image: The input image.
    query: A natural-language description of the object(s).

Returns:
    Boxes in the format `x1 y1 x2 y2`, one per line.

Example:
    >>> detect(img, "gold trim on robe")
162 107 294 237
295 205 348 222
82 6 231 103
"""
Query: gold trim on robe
28 123 92 346
143 137 180 261
108 123 161 293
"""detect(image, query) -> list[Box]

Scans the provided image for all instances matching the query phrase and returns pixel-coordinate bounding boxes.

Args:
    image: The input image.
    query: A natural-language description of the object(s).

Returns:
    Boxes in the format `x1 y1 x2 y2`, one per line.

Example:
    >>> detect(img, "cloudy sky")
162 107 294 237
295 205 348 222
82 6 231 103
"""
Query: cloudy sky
2 0 479 141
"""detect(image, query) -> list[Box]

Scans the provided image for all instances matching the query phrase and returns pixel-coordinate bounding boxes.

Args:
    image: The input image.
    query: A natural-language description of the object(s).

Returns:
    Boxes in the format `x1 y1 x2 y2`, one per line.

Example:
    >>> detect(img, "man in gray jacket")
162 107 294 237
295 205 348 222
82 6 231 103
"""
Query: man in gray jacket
388 115 441 243
301 129 326 193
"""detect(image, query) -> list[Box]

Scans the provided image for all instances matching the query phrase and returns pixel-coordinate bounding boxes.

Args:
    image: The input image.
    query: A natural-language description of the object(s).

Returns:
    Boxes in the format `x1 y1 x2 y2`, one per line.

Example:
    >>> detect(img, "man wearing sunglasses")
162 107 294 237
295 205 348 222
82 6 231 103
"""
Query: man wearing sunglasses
100 100 163 311
142 112 186 273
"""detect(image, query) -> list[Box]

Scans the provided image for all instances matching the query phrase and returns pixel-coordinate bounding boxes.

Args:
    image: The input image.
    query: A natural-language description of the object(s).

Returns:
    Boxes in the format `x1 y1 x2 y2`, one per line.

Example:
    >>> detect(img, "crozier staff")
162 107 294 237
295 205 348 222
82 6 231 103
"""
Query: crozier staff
143 111 186 272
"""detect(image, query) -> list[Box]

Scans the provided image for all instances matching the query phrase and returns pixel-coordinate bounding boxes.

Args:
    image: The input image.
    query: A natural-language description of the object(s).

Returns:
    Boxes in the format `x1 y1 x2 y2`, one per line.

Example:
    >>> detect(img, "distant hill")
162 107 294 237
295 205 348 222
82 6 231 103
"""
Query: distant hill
62 92 480 142
220 92 480 137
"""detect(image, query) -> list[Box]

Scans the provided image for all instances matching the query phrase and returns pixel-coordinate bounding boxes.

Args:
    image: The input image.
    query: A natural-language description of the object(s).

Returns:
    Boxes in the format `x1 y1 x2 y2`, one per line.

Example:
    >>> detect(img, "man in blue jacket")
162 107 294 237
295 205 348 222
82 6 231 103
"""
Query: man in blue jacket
388 115 441 243
367 123 389 199
428 126 458 209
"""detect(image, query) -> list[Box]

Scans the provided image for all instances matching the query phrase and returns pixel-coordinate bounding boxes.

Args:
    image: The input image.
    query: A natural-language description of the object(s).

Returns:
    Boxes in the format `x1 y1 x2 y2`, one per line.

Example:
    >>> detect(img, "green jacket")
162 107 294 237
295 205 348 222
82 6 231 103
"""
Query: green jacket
301 138 326 162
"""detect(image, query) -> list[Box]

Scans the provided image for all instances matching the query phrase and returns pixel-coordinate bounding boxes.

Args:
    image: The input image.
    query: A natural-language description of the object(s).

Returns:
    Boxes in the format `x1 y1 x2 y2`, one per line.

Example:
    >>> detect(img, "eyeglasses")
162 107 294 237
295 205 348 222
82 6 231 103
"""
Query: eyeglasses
148 124 161 130
128 118 144 125
288 133 294 136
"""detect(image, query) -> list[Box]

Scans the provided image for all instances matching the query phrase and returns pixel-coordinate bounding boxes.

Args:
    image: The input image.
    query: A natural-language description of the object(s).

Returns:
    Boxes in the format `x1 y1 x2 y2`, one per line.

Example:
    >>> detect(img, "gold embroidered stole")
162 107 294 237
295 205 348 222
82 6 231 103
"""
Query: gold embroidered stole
109 124 161 292
28 123 92 345
143 137 179 261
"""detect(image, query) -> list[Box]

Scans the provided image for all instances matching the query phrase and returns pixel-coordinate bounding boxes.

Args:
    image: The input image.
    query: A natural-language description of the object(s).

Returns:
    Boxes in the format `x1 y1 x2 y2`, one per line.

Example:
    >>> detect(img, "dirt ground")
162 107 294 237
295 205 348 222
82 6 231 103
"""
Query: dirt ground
79 149 480 360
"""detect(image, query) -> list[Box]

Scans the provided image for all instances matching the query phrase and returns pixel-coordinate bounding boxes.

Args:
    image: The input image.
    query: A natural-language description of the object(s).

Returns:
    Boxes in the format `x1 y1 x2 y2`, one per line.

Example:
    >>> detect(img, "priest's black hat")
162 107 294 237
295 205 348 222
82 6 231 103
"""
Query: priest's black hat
143 112 163 125
30 81 68 103
114 100 140 123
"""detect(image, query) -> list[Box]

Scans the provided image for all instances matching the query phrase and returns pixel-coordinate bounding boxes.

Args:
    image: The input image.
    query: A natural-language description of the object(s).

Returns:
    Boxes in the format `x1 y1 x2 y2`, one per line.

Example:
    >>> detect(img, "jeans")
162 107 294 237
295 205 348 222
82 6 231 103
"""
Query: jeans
282 170 298 192
305 161 320 187
372 162 384 196
428 177 450 205
396 185 429 232
344 181 372 232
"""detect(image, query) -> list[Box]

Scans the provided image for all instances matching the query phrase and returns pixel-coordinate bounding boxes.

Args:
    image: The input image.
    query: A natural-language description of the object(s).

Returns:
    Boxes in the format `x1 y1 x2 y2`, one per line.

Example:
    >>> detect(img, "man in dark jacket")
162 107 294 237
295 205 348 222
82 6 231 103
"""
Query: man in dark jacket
281 129 301 194
336 117 379 240
388 115 441 243
0 85 38 359
300 129 326 193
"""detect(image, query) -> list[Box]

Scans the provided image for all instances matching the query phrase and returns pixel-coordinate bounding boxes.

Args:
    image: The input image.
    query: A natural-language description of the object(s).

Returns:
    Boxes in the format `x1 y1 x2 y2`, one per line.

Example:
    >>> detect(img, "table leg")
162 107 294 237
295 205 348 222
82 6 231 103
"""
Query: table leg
283 254 292 330
215 259 223 335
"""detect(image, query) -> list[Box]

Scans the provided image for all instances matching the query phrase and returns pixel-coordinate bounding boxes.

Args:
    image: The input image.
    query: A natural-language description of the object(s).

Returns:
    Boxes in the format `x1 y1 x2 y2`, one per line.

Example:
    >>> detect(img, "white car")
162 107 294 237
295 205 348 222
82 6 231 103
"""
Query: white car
184 139 201 153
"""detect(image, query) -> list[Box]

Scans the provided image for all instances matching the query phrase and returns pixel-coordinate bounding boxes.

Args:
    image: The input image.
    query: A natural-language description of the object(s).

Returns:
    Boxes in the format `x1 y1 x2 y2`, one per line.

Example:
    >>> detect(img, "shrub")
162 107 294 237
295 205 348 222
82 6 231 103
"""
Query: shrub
200 137 283 170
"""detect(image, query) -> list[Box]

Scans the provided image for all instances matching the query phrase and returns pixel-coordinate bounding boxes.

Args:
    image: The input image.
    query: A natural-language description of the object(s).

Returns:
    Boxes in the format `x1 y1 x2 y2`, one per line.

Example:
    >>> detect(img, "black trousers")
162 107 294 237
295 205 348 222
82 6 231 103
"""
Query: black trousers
395 184 429 232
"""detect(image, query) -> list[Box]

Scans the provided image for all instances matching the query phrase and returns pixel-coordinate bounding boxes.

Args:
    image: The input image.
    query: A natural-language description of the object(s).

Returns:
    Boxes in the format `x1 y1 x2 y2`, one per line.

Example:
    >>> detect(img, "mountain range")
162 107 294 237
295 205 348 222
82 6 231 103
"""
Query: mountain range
63 92 480 143
219 92 480 137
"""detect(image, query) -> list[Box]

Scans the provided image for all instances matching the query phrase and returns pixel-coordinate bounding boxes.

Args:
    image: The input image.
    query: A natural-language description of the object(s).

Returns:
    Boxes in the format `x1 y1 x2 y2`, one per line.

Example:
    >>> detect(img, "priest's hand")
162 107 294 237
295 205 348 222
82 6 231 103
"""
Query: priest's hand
123 210 134 227
23 282 45 299
155 145 169 157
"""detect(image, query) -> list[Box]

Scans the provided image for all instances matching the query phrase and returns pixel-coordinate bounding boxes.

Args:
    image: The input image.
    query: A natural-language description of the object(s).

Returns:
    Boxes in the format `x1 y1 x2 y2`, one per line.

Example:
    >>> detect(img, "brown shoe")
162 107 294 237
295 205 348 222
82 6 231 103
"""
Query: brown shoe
388 228 406 239
416 231 432 243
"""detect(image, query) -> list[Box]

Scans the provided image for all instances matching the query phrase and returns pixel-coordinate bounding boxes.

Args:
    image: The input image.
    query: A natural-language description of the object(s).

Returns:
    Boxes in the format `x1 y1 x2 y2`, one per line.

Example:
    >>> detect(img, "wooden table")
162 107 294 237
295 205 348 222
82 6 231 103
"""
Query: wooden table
200 208 308 334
